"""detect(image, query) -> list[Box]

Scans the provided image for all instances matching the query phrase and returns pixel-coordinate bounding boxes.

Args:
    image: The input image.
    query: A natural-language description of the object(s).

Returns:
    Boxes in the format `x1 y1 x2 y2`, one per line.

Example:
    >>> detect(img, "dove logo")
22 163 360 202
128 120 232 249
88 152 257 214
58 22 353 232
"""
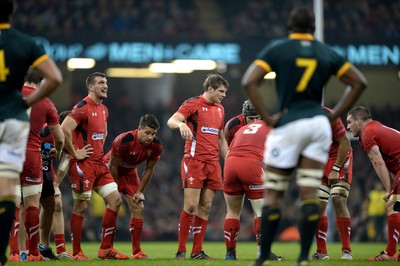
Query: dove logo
92 133 104 140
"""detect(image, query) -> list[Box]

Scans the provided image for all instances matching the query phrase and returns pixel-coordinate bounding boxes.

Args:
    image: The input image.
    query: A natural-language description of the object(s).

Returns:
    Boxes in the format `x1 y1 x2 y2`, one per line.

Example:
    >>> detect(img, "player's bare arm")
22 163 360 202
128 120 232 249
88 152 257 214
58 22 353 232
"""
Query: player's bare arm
48 124 64 160
328 133 351 184
218 130 228 160
24 59 63 107
368 145 392 196
167 112 193 141
104 123 108 142
134 160 158 204
54 152 70 196
330 65 367 122
61 116 93 160
109 153 122 182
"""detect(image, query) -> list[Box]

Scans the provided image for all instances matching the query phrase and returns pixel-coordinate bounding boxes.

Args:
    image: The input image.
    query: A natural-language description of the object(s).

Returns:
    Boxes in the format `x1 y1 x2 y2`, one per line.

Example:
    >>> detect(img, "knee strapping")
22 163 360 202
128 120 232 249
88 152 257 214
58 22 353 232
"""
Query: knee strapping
263 172 291 191
96 182 118 198
318 184 330 202
296 168 323 188
249 198 264 217
22 184 42 197
331 182 350 199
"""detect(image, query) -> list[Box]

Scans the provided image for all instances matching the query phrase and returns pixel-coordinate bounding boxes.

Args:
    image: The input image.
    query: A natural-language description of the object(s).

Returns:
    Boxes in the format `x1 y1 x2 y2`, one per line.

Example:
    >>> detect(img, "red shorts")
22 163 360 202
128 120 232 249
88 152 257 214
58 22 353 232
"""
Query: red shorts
322 156 353 185
20 150 43 185
180 157 223 190
69 160 114 191
391 170 400 195
117 169 139 197
223 156 264 199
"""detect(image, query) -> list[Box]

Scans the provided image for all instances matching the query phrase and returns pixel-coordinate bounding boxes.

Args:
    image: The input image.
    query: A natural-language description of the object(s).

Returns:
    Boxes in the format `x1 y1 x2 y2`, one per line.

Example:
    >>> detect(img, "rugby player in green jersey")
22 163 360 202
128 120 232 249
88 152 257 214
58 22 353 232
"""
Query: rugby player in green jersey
242 7 367 266
0 0 62 264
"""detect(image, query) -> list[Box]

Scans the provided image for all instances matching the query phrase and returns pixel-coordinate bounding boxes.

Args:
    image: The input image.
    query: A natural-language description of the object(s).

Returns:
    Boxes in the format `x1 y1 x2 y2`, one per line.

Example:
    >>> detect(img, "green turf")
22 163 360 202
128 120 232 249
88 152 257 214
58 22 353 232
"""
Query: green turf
7 241 397 265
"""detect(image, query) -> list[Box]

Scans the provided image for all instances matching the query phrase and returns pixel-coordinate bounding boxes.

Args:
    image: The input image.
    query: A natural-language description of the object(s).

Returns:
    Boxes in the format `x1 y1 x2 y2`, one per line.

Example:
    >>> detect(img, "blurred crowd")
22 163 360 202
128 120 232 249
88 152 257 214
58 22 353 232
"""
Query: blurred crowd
12 0 203 41
219 0 400 43
12 0 400 43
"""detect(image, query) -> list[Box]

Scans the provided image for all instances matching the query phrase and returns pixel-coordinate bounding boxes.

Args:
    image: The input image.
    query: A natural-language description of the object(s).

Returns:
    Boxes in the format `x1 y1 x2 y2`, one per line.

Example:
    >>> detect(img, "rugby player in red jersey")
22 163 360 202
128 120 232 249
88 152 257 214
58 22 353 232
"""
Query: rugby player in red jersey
223 119 282 261
313 107 353 260
61 72 128 260
224 99 260 147
347 106 400 261
104 114 162 260
167 73 229 260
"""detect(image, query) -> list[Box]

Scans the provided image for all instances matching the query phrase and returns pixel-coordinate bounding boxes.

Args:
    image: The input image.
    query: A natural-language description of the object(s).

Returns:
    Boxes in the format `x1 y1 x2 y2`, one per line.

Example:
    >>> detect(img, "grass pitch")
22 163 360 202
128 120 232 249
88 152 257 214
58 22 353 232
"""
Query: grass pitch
7 241 397 265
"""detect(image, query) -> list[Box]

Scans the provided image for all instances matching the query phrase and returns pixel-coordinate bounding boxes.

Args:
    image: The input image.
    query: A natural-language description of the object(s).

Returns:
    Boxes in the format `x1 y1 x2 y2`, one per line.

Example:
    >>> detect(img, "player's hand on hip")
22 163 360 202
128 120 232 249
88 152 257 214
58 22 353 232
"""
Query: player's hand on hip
75 144 93 160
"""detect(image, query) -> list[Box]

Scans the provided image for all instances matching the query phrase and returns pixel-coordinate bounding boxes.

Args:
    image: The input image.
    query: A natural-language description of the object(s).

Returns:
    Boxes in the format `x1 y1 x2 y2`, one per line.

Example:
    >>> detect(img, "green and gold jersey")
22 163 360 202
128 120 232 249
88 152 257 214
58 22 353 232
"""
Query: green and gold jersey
0 23 48 121
255 33 351 127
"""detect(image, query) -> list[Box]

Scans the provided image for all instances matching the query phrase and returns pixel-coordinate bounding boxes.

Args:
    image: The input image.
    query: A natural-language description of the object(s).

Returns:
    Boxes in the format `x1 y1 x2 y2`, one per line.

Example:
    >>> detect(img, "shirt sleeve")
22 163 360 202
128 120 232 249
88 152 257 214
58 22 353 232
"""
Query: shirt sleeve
46 99 59 126
361 127 378 153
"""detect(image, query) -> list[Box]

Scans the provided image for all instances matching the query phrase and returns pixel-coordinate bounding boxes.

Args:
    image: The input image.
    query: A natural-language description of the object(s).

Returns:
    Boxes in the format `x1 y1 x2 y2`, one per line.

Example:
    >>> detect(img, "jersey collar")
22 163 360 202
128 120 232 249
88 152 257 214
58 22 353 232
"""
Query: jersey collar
199 95 215 105
0 23 11 30
289 33 314 40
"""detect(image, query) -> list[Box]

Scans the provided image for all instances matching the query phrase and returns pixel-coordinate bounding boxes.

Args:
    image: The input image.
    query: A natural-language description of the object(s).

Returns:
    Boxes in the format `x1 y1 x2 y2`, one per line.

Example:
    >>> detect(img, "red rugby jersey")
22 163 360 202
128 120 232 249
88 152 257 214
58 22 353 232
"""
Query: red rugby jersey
68 96 108 162
104 129 162 176
224 113 245 147
227 120 270 161
177 95 224 162
360 120 400 174
323 107 352 160
22 85 59 152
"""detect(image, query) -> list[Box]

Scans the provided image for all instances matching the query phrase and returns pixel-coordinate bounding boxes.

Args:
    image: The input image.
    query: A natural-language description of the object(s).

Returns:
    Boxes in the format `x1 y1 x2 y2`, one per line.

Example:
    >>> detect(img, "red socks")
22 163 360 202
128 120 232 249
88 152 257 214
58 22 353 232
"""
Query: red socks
315 215 328 254
130 218 143 254
100 208 117 249
224 218 240 250
177 211 194 253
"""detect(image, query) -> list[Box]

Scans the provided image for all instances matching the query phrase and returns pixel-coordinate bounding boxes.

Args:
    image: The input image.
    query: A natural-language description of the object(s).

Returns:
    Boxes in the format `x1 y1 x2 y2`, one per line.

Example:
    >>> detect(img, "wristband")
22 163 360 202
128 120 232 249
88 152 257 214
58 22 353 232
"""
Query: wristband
332 164 341 172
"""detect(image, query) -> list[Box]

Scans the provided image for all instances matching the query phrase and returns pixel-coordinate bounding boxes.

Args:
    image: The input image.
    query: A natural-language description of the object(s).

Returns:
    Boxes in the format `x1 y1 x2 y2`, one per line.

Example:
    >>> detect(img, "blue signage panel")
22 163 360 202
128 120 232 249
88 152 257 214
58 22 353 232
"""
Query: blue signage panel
34 37 399 66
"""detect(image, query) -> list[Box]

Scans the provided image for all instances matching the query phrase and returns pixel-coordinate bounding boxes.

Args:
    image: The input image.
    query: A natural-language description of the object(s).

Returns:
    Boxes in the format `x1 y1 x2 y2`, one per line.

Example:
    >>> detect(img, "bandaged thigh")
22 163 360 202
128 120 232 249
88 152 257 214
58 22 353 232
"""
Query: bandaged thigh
263 171 291 191
296 168 323 188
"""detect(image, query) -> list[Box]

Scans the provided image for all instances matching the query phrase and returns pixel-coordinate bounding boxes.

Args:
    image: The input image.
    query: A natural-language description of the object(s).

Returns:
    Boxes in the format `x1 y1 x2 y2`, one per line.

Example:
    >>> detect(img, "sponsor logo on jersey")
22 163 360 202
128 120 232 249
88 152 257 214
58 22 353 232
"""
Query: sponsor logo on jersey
92 133 104 140
26 176 41 183
120 161 137 168
201 126 219 135
249 184 266 190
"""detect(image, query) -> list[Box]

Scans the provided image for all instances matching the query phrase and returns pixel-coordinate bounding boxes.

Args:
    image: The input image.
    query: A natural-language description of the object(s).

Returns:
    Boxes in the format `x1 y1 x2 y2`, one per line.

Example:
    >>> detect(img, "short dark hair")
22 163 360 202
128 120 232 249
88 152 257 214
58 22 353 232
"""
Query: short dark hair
347 106 372 121
139 114 160 130
0 0 15 23
24 67 43 84
287 7 315 34
202 73 229 92
59 110 71 124
86 72 106 91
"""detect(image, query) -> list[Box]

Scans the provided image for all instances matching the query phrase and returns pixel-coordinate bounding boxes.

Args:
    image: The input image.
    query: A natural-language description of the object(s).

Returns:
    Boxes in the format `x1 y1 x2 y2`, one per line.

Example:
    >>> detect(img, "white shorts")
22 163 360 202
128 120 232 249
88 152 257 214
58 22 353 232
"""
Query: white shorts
264 115 332 169
0 119 30 178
